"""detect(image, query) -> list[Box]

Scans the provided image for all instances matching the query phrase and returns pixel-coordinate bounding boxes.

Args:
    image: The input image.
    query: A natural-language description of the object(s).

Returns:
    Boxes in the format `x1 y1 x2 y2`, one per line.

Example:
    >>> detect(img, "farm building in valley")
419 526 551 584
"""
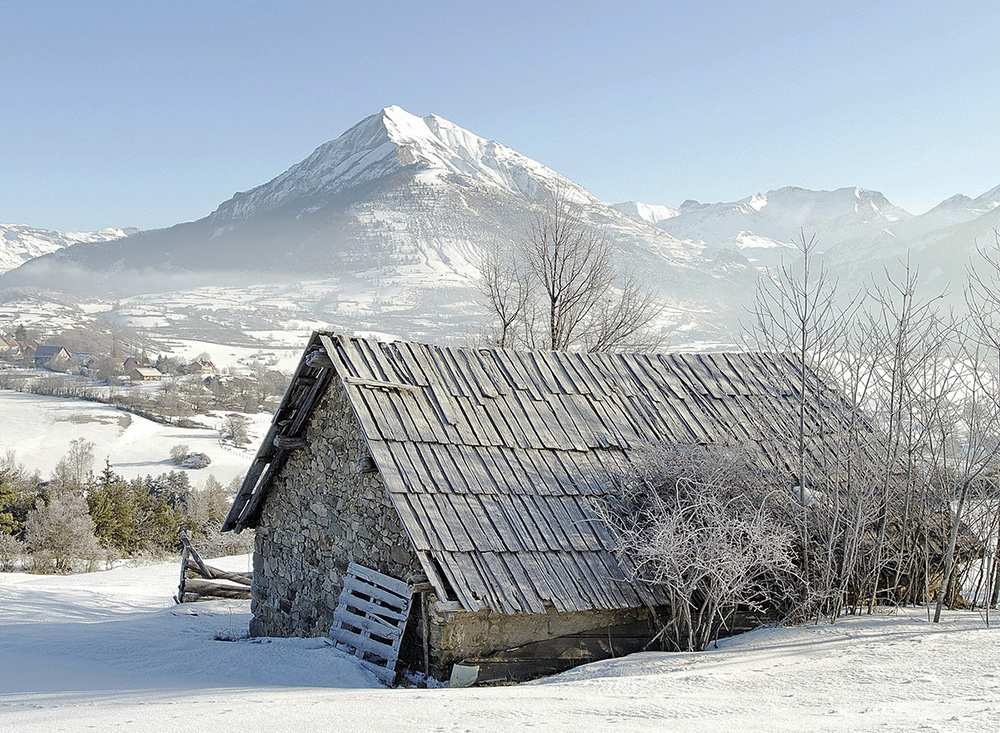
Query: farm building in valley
129 366 163 382
223 332 849 682
33 344 71 369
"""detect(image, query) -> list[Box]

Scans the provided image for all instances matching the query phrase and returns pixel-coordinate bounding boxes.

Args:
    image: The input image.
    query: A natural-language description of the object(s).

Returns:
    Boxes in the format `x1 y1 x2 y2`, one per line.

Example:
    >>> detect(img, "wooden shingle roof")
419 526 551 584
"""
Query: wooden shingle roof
224 333 841 615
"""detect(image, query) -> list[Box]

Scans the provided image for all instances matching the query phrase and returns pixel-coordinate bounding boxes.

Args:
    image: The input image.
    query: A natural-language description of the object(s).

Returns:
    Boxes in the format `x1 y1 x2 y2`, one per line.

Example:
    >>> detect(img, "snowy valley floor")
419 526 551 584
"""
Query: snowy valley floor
1 558 998 732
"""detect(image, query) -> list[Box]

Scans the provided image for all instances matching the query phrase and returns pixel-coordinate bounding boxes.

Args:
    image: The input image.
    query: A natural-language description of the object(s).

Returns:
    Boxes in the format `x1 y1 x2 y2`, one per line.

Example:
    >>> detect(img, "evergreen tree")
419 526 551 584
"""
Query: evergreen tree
87 462 143 554
0 469 17 535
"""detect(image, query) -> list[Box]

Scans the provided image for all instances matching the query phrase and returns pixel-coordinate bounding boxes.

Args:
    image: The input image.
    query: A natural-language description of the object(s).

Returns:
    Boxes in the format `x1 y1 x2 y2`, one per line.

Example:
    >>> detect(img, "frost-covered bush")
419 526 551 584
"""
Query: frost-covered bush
181 453 211 469
597 444 797 652
220 413 251 446
170 444 190 465
24 493 102 573
169 444 210 469
0 532 24 572
194 527 255 558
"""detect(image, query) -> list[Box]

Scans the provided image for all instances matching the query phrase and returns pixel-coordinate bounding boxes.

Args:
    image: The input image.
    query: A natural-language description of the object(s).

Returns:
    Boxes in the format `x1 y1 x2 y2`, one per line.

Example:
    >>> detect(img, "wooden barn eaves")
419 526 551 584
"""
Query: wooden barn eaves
222 336 338 531
223 332 845 615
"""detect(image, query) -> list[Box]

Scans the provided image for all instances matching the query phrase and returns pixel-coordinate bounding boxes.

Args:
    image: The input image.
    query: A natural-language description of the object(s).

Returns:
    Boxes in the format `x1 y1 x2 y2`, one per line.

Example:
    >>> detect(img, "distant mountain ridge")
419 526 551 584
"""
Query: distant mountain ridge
615 184 1000 274
613 186 911 267
5 105 997 345
0 223 137 276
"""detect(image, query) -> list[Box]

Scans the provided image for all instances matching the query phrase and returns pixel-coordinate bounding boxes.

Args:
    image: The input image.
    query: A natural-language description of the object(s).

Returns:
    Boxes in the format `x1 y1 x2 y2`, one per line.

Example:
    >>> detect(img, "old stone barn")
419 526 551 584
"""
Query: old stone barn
223 333 833 683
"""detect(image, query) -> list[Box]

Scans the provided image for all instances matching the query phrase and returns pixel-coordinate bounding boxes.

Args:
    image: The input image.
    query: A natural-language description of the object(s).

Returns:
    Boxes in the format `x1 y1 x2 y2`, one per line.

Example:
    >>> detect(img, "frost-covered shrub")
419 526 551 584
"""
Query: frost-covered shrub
597 444 797 652
24 494 102 573
170 444 190 465
0 532 24 572
182 453 211 469
194 527 255 558
220 414 251 447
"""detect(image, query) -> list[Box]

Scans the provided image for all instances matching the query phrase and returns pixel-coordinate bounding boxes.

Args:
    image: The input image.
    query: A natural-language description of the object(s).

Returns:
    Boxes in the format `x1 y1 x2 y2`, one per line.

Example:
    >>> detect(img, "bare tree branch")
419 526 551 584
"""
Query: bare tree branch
479 189 662 351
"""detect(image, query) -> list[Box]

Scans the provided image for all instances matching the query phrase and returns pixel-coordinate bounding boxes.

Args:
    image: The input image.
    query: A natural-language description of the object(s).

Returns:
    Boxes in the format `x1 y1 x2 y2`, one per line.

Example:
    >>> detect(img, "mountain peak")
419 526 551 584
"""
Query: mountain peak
932 193 974 210
211 106 580 221
612 201 680 225
971 184 1000 210
380 104 413 119
379 105 437 143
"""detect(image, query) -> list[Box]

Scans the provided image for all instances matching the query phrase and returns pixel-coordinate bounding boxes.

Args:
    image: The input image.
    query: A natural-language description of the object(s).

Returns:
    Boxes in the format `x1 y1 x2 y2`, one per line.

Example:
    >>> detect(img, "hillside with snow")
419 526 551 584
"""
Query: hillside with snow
0 223 136 275
1 557 997 732
0 390 270 486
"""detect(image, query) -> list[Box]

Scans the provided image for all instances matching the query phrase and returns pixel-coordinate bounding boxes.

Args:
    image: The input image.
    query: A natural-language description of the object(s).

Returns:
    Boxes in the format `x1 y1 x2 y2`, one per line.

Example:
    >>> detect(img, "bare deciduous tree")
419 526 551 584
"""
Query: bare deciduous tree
50 438 96 494
480 190 662 352
747 231 1000 623
479 245 529 348
965 232 1000 615
220 413 251 447
749 231 855 599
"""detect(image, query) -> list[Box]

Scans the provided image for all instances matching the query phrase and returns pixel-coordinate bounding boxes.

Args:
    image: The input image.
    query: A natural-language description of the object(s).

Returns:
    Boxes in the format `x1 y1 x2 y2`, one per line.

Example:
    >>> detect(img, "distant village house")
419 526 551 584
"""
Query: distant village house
0 334 21 360
185 359 217 375
33 344 71 370
129 366 162 382
123 356 151 372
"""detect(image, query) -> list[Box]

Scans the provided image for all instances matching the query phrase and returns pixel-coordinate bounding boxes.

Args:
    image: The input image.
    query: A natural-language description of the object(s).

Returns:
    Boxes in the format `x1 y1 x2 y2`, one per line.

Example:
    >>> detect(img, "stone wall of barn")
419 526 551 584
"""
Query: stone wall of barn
249 380 421 638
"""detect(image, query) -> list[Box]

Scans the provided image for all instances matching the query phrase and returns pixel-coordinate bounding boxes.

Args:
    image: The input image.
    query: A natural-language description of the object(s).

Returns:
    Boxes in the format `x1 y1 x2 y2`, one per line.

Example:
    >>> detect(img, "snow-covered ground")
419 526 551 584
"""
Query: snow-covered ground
1 557 997 732
0 390 270 485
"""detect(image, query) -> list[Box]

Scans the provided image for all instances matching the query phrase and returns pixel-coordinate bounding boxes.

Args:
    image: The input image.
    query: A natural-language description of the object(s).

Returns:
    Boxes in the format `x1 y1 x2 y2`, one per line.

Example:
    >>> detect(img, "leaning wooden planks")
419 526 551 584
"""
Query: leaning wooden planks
329 562 414 686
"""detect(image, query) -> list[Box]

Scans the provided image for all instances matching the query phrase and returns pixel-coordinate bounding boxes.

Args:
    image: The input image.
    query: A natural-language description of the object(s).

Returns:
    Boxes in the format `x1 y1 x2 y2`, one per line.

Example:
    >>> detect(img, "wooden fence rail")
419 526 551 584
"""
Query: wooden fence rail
175 534 253 603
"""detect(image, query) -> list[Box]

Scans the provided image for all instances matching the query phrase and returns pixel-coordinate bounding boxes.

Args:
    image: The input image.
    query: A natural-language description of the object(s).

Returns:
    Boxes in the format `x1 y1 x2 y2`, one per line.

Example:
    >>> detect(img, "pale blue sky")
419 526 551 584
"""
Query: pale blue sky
2 1 997 231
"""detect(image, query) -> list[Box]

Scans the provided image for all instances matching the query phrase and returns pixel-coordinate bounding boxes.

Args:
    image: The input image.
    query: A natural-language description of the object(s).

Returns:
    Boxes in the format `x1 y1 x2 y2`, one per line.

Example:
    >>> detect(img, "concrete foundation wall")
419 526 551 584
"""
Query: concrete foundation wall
250 380 420 638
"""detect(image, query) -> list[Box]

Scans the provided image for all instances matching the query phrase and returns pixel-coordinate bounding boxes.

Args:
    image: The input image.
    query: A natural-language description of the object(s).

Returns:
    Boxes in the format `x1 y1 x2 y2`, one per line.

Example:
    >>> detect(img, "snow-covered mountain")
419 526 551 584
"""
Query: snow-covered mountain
213 106 572 221
0 106 755 344
824 185 1000 291
614 186 913 267
612 201 679 225
887 185 1000 238
616 183 1000 280
0 223 136 275
12 105 991 345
